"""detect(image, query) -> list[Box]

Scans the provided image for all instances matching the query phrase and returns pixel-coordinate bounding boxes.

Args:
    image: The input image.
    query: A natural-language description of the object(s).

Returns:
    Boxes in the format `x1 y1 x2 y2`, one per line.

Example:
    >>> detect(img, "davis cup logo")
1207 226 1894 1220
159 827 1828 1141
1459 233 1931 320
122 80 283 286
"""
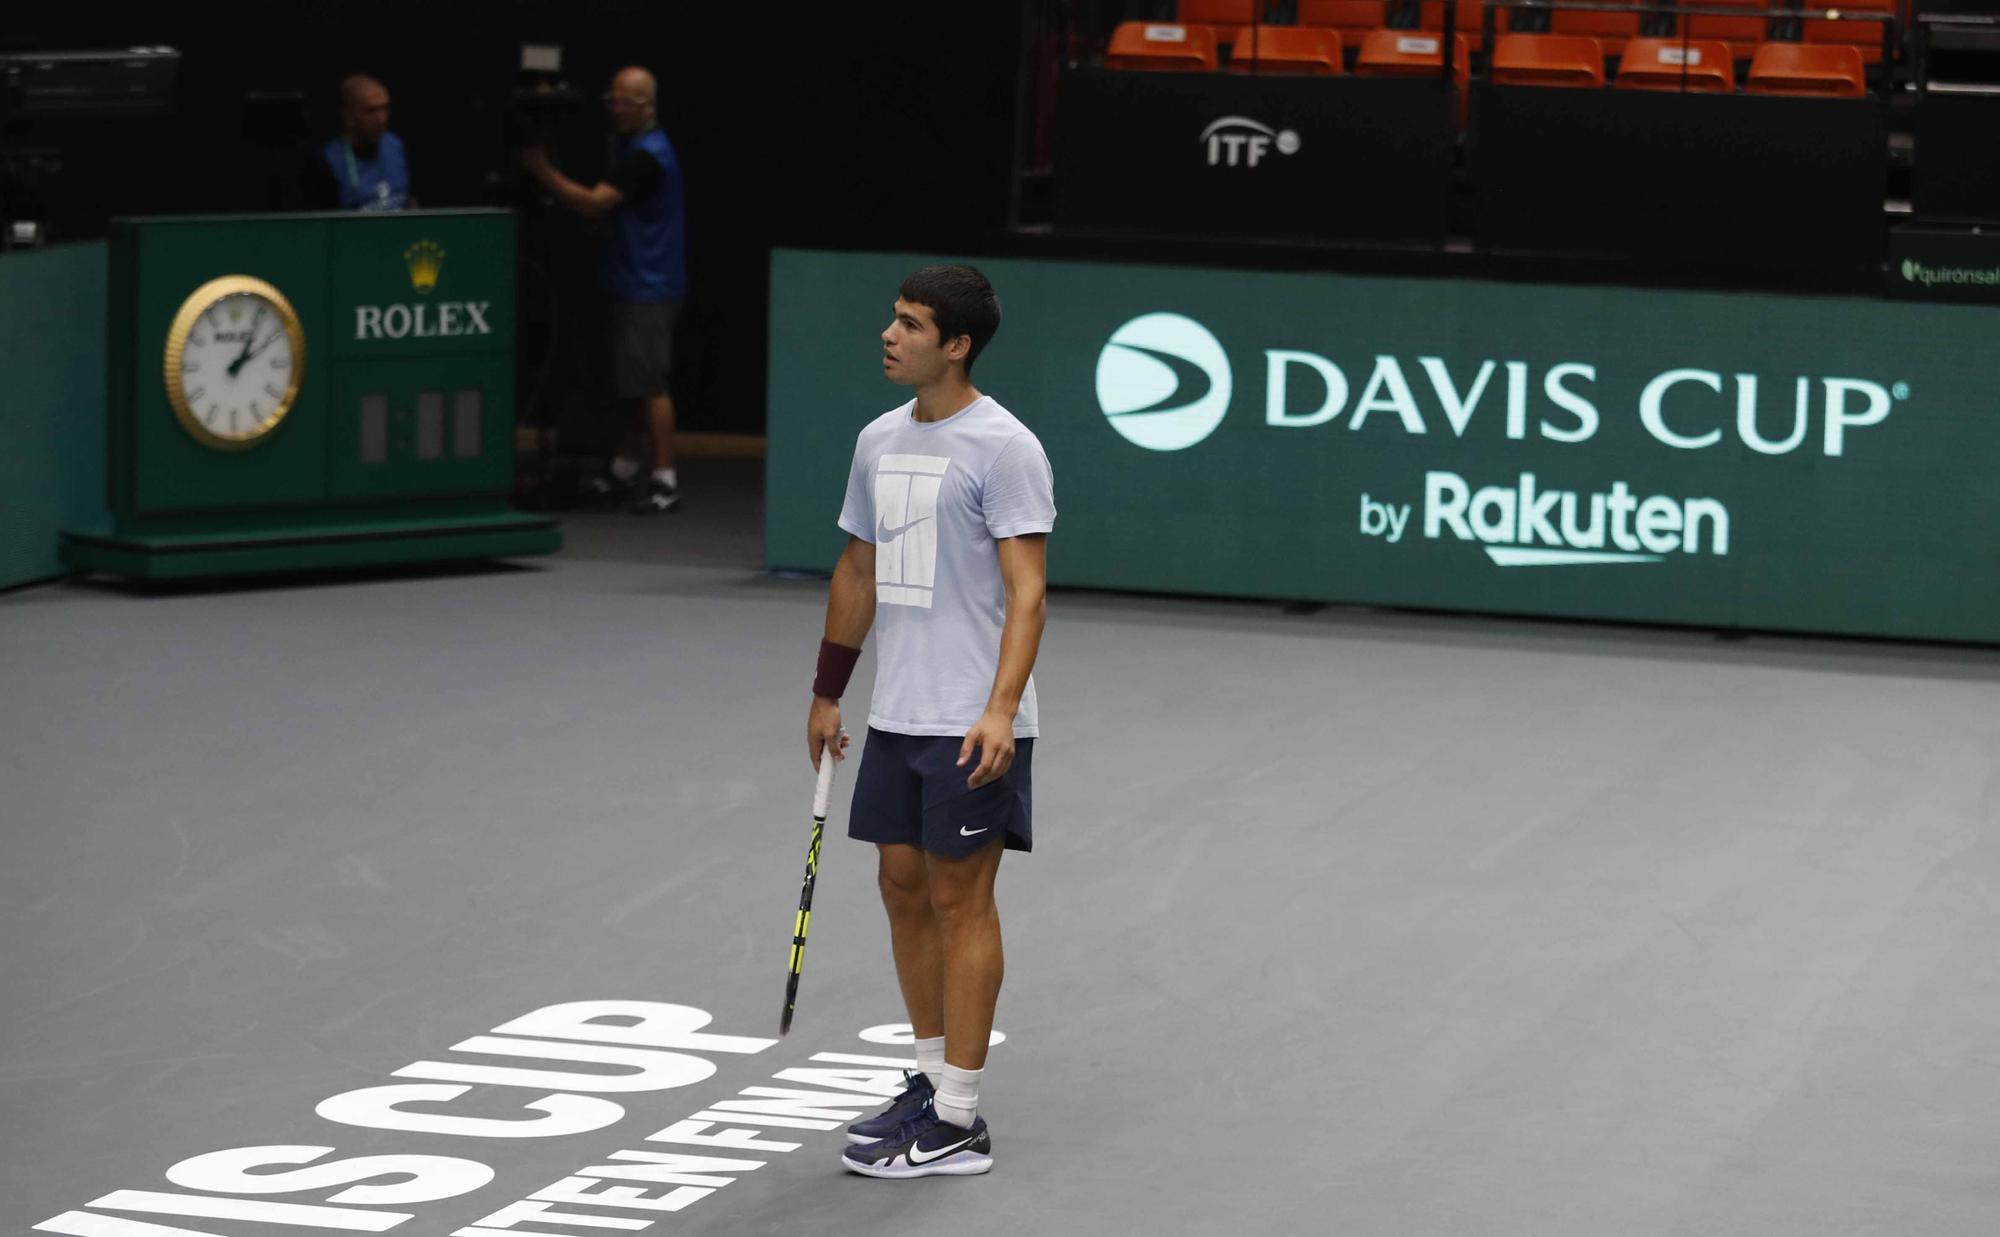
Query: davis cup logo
1095 313 1232 451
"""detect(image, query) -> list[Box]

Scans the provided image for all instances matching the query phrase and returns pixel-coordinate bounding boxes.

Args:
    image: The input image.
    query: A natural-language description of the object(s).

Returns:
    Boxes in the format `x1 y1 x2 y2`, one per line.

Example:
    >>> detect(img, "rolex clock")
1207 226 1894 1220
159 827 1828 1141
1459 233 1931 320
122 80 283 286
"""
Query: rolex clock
61 210 555 581
162 274 306 450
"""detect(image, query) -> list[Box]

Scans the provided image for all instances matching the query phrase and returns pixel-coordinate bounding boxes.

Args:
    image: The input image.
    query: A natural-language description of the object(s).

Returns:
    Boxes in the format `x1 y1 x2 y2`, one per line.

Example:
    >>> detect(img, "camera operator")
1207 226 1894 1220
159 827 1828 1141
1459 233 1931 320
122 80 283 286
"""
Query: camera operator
518 66 687 514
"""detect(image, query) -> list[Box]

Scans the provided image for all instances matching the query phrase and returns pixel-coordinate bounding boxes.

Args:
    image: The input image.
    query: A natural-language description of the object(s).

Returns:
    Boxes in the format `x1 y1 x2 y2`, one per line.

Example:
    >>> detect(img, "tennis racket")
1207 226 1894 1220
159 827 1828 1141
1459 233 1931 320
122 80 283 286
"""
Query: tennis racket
781 742 840 1036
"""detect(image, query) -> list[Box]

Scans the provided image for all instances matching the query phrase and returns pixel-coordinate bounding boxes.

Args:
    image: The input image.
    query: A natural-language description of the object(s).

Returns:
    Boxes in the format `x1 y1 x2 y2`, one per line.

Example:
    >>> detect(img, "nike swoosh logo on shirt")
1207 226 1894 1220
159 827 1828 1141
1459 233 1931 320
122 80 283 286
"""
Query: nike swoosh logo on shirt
959 826 989 837
908 1131 982 1165
877 513 932 541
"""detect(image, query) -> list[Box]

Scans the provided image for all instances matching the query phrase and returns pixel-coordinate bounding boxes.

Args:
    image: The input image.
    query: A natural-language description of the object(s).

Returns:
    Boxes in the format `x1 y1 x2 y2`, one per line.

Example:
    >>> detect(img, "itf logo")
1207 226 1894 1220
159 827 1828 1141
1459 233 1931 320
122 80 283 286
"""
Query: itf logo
1095 313 1233 451
1200 116 1301 167
873 453 949 608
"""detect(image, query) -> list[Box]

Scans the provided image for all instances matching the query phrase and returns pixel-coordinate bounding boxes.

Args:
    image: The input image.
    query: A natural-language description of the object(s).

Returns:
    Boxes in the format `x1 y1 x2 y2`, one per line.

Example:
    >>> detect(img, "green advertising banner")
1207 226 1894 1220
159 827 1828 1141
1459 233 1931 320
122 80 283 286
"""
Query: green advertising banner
767 249 2000 643
1 243 107 590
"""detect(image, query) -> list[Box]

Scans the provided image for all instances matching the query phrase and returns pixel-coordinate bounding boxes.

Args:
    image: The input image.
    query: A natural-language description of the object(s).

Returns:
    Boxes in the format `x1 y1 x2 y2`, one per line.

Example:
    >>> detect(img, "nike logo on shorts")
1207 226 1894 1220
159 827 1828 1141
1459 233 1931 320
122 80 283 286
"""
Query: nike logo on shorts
959 826 988 837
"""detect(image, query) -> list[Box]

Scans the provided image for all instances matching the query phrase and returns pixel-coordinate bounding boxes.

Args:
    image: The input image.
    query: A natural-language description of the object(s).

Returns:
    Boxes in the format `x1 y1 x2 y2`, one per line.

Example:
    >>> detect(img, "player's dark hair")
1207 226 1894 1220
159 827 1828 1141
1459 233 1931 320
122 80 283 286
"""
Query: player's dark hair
899 265 1001 374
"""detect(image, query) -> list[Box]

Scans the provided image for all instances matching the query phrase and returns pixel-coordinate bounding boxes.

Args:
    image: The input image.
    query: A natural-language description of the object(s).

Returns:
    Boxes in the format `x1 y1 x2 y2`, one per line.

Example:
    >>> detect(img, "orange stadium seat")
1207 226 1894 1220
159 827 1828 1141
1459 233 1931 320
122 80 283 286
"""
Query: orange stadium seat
1298 0 1389 43
1355 29 1470 79
1802 0 1897 64
1550 5 1645 55
1421 0 1509 50
1745 41 1867 94
1355 28 1470 120
1230 26 1346 73
1614 37 1737 89
1684 0 1773 58
1491 33 1608 86
1105 21 1221 71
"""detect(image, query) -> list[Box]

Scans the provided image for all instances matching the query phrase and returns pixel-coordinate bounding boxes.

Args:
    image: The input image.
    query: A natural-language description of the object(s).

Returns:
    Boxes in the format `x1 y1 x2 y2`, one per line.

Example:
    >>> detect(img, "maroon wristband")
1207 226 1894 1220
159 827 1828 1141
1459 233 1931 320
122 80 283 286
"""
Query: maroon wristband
813 639 862 700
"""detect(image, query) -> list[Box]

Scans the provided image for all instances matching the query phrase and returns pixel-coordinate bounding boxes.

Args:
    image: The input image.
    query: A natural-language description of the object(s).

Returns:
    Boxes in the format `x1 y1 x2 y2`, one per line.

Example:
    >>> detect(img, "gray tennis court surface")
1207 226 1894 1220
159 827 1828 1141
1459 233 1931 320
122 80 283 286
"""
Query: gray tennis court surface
7 479 2000 1236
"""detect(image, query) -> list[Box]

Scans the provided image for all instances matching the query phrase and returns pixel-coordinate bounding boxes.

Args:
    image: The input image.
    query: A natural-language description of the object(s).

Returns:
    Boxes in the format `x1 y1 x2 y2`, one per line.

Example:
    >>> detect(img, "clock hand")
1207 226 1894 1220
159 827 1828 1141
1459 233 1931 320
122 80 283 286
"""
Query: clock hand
239 325 287 364
227 305 262 375
229 324 286 375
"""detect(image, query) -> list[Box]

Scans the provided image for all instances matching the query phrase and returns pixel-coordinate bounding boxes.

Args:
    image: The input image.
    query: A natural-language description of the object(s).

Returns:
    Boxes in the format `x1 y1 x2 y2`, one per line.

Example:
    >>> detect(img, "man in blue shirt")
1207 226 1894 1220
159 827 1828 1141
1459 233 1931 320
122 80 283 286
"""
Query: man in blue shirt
519 66 689 514
321 75 411 212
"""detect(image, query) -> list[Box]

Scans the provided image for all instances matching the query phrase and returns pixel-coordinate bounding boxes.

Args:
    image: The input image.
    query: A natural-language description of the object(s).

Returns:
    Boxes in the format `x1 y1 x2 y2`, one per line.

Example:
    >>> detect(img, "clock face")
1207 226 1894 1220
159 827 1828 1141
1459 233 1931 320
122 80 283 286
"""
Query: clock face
164 276 306 450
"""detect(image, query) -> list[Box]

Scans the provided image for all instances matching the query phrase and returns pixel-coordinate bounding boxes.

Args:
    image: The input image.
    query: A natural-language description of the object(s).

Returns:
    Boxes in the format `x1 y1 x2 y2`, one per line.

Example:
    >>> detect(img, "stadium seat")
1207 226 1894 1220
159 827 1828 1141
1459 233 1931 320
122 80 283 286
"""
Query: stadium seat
1550 4 1644 55
1614 37 1736 89
1355 28 1470 120
1684 0 1773 58
1297 0 1390 44
1230 25 1346 73
1105 21 1221 71
1354 29 1471 80
1802 0 1896 64
1745 41 1866 94
1491 33 1608 85
1420 0 1508 50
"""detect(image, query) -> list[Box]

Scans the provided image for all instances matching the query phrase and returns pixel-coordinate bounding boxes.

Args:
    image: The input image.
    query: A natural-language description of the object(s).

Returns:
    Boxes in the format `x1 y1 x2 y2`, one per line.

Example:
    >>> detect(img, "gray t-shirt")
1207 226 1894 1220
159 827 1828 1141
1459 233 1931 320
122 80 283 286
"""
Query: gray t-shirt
838 395 1057 738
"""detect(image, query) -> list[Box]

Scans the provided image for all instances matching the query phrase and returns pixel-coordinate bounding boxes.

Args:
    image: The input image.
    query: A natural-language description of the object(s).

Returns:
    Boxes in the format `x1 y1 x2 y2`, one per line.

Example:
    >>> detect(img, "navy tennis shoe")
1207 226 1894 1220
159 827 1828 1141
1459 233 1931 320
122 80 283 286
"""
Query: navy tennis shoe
846 1070 935 1144
842 1110 992 1178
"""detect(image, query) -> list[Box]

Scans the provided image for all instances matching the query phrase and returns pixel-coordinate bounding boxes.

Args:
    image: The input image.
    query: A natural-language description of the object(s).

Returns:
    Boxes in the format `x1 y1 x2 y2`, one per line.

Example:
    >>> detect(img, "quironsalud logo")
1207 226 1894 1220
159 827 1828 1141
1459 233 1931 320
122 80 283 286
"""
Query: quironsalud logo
1094 313 1232 451
405 240 445 294
1900 257 2000 287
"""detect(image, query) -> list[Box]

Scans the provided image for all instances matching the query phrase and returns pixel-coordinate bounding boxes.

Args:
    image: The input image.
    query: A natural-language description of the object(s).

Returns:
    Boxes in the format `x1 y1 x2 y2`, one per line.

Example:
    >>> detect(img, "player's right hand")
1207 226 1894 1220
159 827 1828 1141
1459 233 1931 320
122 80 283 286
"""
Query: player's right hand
807 698 849 771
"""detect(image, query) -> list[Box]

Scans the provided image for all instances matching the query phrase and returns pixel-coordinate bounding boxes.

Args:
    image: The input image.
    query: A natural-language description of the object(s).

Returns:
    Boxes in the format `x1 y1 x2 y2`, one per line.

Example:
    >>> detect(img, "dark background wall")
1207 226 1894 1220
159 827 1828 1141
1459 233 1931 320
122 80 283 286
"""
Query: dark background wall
7 2 1026 435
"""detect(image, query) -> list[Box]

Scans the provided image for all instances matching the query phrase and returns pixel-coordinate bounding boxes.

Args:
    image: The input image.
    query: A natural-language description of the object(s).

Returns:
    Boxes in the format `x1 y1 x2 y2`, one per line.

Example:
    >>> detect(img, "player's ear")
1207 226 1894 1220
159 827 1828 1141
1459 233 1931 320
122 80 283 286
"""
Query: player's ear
945 333 972 364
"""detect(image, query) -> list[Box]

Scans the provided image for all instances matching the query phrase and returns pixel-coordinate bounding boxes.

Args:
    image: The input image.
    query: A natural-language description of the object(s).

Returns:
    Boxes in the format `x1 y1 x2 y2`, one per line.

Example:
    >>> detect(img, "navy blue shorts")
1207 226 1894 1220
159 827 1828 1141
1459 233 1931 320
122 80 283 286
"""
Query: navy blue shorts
848 727 1034 858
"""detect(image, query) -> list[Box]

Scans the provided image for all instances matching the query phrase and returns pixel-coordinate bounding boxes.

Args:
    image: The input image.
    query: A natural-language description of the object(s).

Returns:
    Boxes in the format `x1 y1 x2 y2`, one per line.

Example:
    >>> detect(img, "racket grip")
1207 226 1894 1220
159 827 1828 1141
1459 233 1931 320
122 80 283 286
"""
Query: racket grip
813 738 839 819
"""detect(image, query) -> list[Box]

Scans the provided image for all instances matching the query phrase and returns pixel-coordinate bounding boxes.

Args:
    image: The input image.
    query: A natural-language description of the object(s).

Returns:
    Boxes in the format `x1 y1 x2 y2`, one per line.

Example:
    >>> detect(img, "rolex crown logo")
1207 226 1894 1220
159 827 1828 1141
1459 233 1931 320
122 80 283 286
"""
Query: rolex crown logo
404 240 445 294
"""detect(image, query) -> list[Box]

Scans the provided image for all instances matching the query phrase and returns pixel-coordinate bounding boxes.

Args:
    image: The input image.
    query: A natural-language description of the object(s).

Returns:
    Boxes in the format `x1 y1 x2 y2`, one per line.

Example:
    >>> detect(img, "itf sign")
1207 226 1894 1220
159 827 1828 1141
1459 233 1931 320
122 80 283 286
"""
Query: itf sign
767 249 2000 644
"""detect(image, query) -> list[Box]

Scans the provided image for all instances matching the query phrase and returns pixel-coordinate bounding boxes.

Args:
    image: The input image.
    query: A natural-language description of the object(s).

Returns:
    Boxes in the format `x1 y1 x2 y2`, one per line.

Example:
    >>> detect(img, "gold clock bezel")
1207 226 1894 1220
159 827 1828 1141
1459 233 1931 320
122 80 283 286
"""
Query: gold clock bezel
162 274 307 452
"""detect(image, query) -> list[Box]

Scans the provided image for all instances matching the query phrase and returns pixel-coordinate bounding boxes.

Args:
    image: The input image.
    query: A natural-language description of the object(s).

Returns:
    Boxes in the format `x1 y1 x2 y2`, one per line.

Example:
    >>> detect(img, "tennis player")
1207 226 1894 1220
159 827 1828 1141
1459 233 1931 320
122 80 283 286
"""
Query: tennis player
806 264 1054 1178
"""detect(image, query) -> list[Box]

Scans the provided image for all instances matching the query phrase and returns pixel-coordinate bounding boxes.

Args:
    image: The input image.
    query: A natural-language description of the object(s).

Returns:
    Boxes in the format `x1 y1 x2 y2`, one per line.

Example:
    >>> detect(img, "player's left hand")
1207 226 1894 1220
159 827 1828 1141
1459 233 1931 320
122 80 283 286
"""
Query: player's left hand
958 710 1015 790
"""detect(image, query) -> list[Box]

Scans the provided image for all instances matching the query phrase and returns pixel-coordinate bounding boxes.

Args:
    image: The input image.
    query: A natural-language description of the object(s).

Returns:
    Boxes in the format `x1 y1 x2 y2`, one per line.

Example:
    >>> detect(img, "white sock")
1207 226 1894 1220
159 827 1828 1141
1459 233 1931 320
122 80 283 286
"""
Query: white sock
933 1062 982 1129
913 1036 946 1085
651 467 677 488
610 456 640 481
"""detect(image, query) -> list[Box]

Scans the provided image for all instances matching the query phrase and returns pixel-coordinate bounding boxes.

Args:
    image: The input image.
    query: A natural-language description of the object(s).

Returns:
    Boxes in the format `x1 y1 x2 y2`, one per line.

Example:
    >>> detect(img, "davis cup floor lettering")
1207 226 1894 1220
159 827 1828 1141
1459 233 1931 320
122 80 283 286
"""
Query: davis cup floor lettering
33 1004 953 1237
453 1051 924 1234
